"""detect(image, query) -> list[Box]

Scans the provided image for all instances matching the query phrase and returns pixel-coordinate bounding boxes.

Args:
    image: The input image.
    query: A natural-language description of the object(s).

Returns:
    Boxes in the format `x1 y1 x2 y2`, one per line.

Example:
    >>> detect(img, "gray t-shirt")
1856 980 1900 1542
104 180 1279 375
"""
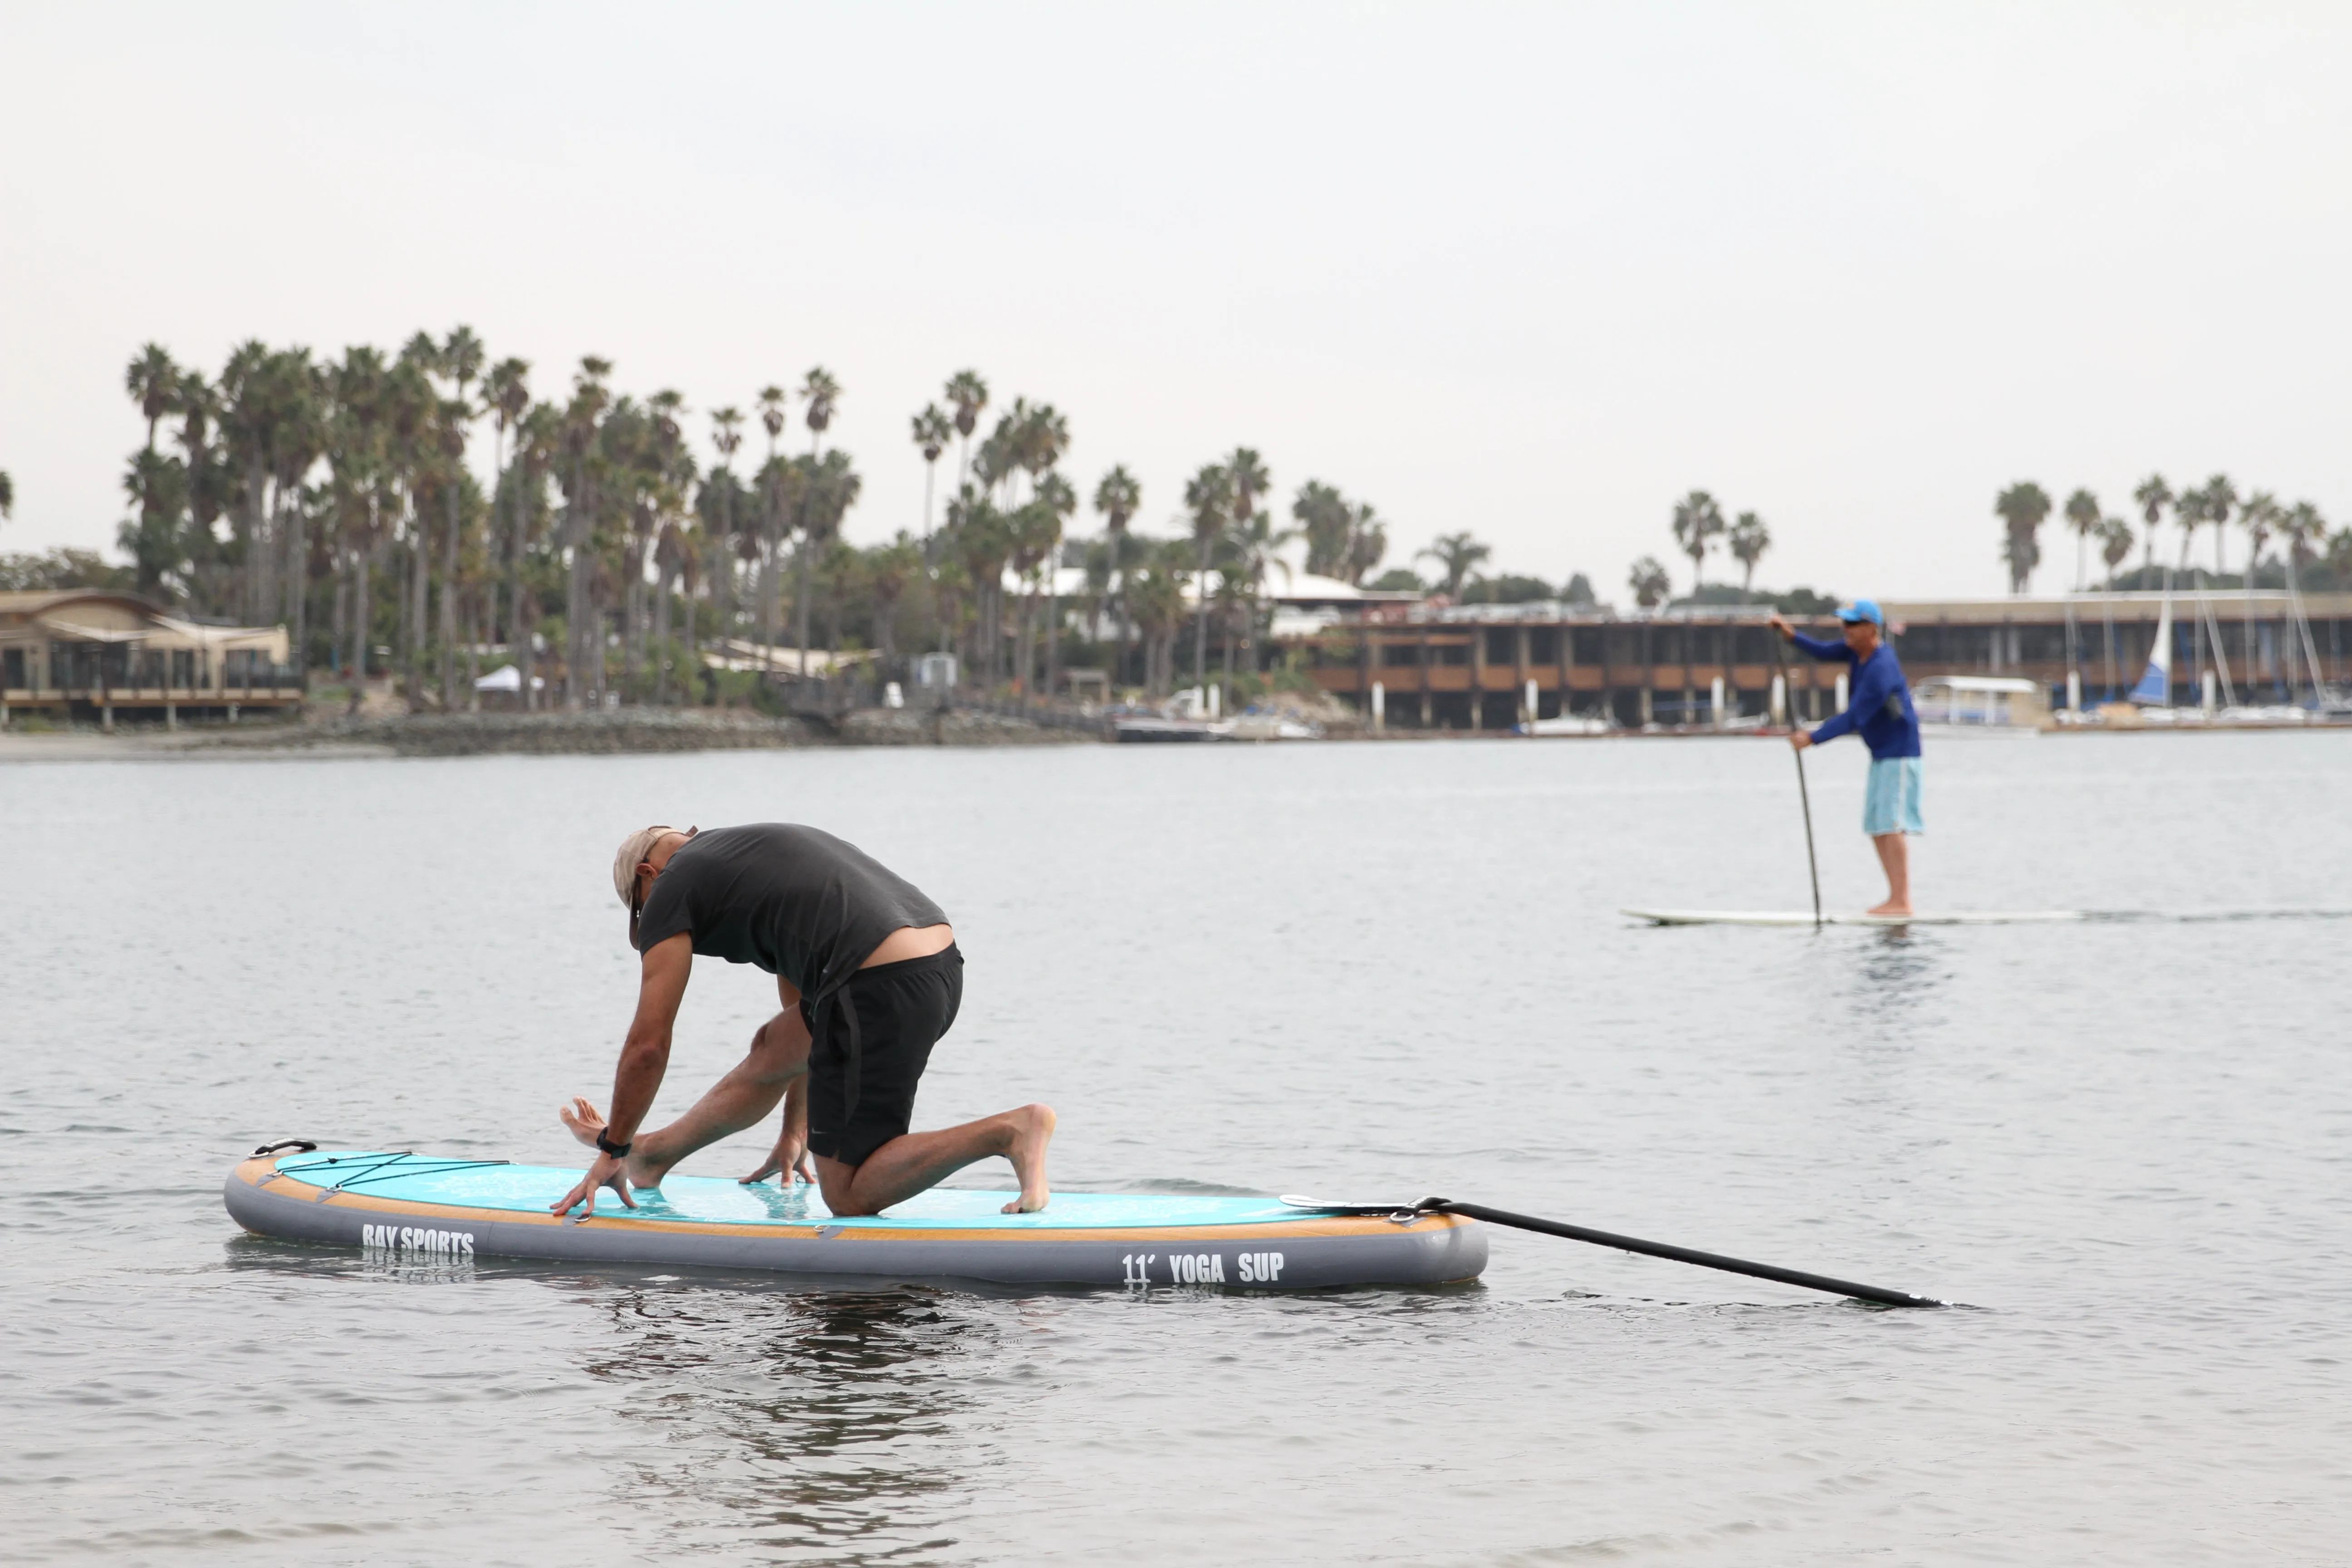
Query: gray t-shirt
632 824 947 1002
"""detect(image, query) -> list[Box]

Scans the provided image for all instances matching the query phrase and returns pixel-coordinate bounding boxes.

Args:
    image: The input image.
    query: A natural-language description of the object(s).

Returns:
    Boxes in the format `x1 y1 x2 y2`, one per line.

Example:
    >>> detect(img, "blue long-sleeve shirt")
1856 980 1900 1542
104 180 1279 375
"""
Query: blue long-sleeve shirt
1793 632 1921 759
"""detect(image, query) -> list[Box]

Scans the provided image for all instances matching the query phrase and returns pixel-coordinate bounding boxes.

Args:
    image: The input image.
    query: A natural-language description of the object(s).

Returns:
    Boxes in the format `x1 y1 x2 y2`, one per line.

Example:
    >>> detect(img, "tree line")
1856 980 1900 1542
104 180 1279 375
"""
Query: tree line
1994 476 2352 595
75 332 1472 711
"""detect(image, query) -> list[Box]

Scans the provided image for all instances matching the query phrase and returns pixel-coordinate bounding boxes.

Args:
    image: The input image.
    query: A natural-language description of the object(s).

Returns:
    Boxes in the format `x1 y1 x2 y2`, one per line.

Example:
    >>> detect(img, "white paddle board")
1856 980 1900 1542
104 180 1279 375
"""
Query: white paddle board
1622 908 2091 927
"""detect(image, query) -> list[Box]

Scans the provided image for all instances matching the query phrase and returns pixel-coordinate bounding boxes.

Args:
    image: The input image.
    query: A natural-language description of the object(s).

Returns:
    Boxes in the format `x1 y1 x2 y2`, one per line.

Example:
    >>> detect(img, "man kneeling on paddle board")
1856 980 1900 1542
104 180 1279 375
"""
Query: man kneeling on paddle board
552 823 1055 1220
1769 601 1923 917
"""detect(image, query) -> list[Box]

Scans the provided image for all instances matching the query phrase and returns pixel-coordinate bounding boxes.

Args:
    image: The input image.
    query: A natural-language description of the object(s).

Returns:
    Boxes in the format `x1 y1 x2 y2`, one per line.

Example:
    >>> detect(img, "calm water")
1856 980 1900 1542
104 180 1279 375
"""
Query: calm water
6 733 2349 1565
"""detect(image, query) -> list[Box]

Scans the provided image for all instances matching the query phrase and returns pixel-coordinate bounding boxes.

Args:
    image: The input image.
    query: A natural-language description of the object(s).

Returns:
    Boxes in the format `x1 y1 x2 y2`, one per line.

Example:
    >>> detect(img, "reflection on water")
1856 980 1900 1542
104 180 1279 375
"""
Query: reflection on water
584 1286 997 1563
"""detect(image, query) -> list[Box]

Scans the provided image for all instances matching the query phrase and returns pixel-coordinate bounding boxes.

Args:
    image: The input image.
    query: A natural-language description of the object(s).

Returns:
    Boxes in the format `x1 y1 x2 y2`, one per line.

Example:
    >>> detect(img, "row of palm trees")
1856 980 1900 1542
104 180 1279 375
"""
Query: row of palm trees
1618 490 1775 609
110 334 1424 709
1995 475 2350 594
118 335 876 712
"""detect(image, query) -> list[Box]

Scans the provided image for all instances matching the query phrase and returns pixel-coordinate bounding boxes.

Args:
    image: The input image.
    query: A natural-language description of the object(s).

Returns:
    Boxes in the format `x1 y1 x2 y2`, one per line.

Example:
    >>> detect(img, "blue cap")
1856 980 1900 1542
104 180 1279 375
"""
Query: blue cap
1837 599 1884 627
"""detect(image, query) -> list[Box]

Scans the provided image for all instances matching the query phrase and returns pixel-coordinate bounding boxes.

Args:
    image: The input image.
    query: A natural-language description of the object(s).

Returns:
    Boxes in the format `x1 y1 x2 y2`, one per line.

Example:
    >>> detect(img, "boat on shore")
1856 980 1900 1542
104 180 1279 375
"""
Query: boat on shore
1112 715 1228 742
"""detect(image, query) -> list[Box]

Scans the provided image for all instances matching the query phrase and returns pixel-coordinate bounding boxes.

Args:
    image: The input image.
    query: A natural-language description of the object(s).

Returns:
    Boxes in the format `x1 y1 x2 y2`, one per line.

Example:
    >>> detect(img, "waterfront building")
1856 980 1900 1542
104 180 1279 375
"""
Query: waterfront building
0 589 297 728
1271 592 2352 730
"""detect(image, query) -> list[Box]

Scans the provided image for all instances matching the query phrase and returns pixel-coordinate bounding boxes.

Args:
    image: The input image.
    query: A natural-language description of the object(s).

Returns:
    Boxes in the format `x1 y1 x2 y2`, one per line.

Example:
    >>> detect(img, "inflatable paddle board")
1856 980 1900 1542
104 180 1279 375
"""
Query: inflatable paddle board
223 1147 1486 1290
1621 908 2091 927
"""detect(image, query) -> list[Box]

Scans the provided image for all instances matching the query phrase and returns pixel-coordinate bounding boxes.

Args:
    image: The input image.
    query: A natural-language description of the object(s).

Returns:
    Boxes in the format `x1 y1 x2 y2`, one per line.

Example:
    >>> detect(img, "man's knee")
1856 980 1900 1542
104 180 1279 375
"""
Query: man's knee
814 1154 866 1215
745 1016 811 1083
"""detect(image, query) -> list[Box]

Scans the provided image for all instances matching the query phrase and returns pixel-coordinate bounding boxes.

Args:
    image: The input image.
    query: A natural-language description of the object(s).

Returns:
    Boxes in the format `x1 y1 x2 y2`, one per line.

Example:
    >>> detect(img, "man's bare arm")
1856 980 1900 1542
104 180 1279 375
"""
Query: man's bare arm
604 932 694 1145
550 932 692 1218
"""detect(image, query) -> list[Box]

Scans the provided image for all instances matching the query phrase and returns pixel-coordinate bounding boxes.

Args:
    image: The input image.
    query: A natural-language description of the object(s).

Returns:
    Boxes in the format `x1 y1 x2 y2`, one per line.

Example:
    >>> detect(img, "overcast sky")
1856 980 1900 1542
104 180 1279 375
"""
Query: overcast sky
5 2 2349 600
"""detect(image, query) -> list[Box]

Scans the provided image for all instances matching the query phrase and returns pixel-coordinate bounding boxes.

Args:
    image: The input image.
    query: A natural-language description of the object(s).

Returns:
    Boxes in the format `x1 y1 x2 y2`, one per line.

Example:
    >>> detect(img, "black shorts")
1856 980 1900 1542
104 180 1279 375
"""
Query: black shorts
803 945 963 1168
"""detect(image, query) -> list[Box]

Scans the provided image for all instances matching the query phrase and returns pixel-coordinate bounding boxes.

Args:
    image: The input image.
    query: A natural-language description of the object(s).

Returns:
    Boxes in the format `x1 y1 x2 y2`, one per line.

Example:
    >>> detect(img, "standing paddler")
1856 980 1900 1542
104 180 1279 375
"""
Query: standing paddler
551 823 1056 1220
1769 601 1923 917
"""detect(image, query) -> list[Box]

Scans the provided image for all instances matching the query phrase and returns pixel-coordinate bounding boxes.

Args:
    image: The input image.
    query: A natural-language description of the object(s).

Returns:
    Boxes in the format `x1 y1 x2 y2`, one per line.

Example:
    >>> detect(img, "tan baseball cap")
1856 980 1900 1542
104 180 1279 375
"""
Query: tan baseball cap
612 825 691 909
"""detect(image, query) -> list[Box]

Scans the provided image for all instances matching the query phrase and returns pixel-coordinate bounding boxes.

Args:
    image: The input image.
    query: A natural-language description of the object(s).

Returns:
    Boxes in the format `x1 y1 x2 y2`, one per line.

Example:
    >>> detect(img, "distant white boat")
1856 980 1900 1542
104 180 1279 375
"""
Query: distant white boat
1517 714 1615 737
1911 676 2044 736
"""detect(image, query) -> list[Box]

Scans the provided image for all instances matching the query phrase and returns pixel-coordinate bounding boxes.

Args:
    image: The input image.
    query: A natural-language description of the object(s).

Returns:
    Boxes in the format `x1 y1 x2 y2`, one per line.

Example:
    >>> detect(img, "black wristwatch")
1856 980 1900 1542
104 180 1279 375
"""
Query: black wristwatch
595 1130 633 1159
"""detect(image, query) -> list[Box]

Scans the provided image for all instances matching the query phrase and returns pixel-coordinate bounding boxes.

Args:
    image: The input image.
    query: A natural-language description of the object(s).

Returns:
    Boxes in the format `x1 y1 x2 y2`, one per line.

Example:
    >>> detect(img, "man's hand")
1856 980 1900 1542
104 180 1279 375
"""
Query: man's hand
1789 730 1813 751
1767 613 1794 641
551 1151 637 1219
741 1130 818 1186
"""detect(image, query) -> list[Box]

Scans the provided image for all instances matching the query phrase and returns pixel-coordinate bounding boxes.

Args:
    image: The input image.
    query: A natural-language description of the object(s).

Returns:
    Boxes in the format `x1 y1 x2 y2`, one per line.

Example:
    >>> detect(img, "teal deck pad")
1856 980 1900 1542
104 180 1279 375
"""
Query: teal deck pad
274 1151 1332 1230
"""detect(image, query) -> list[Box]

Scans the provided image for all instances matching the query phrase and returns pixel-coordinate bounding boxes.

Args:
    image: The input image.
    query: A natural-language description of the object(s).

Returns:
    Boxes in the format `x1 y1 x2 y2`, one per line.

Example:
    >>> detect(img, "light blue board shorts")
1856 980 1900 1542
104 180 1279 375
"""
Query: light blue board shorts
1863 756 1925 836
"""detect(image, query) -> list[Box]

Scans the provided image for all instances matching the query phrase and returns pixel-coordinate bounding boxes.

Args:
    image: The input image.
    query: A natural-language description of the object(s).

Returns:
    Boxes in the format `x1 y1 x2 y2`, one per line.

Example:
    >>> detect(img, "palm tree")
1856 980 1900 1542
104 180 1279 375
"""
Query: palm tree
1127 556 1186 697
2063 488 2100 592
1341 503 1387 586
561 357 613 708
945 370 988 489
1036 469 1078 697
866 534 922 667
1669 490 1725 593
126 344 180 453
1727 511 1771 593
485 357 531 666
1293 480 1352 579
2173 481 2208 570
1006 482 1063 698
173 369 233 613
1225 448 1270 526
2132 475 2172 577
2237 490 2279 681
1419 530 1491 599
441 327 485 398
795 449 862 687
1023 404 1072 491
1993 481 2052 593
949 488 1011 681
706 407 744 644
435 328 486 708
801 367 842 458
432 398 471 707
118 449 189 598
2238 490 2277 581
652 515 689 704
1223 507 1299 695
216 339 281 623
2278 500 2328 571
1182 463 1231 689
511 402 558 709
385 339 438 706
2201 474 2239 576
1093 464 1141 686
2098 517 2134 588
1628 555 1671 609
757 385 788 462
327 345 390 712
911 404 952 544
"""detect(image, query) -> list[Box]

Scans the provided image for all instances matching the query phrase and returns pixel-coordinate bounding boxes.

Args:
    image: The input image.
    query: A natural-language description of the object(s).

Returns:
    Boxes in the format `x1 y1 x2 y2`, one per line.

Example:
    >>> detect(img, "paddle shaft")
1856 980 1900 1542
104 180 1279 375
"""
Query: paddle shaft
1772 635 1824 929
1794 746 1822 929
1423 1198 1944 1308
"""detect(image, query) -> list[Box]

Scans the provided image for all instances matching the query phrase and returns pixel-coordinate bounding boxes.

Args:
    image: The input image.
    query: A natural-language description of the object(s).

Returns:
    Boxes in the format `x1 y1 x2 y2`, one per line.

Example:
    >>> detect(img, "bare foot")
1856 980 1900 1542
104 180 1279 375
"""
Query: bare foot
558 1097 678 1188
1000 1102 1057 1214
1866 901 1914 917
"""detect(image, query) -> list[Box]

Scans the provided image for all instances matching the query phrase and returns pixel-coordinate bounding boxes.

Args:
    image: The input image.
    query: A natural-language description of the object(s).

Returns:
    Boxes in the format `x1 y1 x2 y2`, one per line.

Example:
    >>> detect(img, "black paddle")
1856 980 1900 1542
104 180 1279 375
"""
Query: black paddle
1286 1195 1946 1308
1771 631 1824 930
